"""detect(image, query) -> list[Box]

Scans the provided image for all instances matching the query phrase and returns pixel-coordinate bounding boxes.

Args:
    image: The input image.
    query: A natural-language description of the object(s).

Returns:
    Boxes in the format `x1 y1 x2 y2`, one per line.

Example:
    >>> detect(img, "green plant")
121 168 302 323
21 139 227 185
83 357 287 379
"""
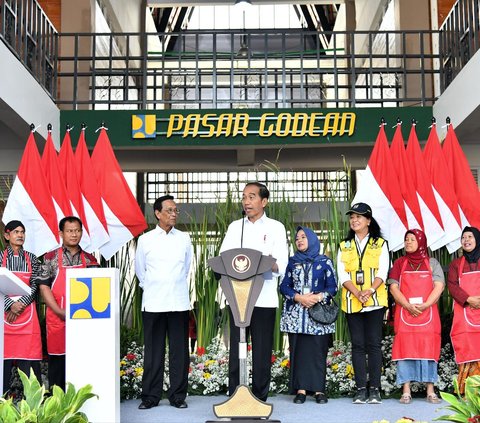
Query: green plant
434 376 480 423
0 369 97 423
120 324 143 357
189 210 220 350
103 239 143 335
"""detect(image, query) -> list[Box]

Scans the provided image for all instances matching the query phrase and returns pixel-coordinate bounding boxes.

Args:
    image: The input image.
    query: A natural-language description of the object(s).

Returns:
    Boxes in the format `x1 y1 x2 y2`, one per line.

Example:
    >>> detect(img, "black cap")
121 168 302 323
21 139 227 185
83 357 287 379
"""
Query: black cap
346 202 372 217
4 220 25 233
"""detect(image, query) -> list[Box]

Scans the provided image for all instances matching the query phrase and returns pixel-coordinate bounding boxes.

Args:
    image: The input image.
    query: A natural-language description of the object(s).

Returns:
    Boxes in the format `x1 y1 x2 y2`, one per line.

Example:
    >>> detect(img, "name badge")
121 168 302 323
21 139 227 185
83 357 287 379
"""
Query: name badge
302 285 311 294
356 270 365 286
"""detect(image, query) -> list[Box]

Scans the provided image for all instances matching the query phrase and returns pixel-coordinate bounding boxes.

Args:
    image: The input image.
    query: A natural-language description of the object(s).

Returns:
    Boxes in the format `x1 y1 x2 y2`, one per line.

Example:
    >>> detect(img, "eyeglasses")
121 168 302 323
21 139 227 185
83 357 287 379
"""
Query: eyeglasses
163 208 180 215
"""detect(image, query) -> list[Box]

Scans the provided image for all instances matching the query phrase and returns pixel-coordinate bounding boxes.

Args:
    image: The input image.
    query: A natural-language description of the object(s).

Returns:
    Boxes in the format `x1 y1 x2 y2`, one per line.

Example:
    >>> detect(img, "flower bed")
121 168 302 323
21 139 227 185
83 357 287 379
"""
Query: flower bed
120 336 456 401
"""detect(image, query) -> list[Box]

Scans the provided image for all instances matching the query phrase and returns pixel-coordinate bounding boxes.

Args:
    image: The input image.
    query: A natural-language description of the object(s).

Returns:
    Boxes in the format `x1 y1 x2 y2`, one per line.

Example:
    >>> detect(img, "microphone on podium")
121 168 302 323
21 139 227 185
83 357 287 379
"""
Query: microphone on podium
240 209 246 248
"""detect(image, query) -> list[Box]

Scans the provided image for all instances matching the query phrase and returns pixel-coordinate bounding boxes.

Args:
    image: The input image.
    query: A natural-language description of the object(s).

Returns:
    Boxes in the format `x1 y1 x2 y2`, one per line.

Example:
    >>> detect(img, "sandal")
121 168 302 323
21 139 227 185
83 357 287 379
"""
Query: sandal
399 393 412 404
426 393 441 404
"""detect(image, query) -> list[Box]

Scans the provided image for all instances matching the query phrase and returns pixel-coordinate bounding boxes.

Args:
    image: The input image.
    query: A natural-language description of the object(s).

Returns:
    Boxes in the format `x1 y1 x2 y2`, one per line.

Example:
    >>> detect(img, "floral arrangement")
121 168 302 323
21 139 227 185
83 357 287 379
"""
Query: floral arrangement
326 339 356 397
189 337 229 395
120 336 457 401
189 337 291 395
120 341 144 400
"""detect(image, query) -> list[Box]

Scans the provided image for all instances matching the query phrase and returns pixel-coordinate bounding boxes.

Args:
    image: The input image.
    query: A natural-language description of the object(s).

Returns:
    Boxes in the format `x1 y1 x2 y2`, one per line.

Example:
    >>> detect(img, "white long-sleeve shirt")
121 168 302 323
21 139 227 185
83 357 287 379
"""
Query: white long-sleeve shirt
135 225 193 312
220 213 288 308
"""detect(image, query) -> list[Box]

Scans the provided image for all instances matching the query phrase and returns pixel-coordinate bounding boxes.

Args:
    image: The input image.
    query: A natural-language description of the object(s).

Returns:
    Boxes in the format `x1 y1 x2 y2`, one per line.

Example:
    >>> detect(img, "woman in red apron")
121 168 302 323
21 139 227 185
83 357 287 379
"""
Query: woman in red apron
2 220 42 393
389 229 444 404
448 226 480 394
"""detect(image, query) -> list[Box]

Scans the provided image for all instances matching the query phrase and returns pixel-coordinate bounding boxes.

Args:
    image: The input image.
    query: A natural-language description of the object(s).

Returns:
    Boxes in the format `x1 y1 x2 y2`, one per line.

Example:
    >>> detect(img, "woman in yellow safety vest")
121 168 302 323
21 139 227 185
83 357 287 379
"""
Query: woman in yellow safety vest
337 203 390 405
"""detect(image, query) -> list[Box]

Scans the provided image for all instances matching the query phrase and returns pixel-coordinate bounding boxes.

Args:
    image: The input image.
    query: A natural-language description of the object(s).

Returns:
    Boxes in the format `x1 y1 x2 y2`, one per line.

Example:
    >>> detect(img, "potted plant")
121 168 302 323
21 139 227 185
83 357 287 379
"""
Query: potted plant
434 375 480 423
0 369 97 423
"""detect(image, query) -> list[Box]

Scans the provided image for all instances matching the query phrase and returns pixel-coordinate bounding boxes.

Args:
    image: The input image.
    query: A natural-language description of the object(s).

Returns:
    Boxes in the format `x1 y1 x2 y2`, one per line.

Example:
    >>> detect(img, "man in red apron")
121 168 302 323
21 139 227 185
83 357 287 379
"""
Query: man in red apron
1 220 42 394
39 216 98 391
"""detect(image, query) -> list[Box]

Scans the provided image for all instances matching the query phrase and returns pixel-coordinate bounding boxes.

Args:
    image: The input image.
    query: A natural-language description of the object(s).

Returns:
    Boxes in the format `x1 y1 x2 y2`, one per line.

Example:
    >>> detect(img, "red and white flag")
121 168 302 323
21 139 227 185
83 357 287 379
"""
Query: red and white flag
352 124 408 251
442 124 480 228
91 128 147 260
423 124 463 252
405 124 445 249
75 129 110 251
389 123 423 231
58 131 92 251
42 130 73 225
3 131 59 256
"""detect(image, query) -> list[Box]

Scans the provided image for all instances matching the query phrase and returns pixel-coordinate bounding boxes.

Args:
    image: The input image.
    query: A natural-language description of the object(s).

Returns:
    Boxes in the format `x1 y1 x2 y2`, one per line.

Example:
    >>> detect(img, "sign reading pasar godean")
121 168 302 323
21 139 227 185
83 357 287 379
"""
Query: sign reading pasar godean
61 106 432 147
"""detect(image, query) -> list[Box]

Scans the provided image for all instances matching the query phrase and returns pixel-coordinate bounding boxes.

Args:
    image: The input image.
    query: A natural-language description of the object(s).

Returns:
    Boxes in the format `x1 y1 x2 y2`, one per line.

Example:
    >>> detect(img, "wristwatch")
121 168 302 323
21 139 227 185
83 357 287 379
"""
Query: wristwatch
369 287 376 294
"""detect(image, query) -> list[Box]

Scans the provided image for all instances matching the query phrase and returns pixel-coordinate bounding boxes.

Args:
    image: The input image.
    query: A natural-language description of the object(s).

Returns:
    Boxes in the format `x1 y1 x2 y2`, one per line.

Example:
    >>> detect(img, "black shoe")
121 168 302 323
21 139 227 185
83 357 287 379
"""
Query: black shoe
367 387 382 404
352 388 368 404
138 399 158 410
293 393 306 404
170 399 188 409
315 393 328 404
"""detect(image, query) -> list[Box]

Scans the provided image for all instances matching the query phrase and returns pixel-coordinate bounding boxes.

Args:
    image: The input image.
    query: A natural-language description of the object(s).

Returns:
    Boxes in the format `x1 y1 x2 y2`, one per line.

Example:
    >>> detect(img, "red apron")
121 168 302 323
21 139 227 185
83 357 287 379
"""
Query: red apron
46 248 86 355
2 251 42 360
451 257 480 364
392 259 441 361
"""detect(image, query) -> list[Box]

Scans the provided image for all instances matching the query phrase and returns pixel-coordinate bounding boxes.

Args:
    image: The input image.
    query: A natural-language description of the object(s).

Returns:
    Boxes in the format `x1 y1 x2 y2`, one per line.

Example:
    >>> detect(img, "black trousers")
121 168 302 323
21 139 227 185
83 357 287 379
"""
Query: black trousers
141 310 189 404
346 308 385 389
3 359 42 394
228 306 276 401
48 354 65 391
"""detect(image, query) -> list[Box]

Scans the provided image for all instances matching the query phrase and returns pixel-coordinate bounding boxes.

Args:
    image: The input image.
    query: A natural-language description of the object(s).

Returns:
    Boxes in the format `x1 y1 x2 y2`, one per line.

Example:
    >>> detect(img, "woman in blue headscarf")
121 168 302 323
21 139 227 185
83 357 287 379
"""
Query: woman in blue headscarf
280 226 337 405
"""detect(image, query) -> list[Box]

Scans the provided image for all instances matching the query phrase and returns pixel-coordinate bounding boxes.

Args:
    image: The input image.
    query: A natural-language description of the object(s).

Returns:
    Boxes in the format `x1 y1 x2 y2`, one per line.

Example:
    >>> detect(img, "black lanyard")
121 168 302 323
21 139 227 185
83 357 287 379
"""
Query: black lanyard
354 237 369 271
301 262 313 277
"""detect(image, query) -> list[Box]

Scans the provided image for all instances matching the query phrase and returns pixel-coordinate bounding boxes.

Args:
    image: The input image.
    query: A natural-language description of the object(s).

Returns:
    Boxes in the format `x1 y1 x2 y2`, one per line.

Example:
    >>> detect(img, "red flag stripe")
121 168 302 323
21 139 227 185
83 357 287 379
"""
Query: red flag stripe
442 124 480 228
17 133 59 240
389 124 424 230
91 128 147 259
42 131 73 217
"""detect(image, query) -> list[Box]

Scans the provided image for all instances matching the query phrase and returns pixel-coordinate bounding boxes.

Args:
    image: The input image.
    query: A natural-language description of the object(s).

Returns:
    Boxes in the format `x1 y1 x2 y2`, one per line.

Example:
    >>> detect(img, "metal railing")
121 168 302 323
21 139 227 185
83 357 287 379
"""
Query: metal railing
0 0 57 97
1 0 479 110
438 0 480 90
53 29 440 110
146 170 349 204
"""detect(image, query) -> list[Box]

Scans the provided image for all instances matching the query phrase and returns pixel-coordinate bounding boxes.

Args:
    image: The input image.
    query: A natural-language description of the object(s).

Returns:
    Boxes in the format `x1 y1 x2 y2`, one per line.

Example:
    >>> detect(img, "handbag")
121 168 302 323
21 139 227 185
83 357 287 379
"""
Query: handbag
308 296 339 325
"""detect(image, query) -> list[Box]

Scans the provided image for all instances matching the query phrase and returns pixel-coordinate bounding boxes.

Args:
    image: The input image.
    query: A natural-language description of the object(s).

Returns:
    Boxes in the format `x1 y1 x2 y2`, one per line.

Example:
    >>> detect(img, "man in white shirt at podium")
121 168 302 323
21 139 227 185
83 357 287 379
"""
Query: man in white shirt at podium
220 182 288 402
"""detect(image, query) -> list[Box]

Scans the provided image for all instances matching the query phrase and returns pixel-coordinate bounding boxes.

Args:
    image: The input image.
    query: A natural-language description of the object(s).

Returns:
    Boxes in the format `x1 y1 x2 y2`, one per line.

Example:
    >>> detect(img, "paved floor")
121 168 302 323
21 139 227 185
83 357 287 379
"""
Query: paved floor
120 394 448 423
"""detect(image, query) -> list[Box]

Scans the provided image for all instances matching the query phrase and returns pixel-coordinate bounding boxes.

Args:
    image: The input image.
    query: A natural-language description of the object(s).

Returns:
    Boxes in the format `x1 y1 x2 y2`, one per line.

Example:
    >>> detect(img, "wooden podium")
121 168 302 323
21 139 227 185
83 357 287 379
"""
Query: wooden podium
207 248 280 423
0 267 32 394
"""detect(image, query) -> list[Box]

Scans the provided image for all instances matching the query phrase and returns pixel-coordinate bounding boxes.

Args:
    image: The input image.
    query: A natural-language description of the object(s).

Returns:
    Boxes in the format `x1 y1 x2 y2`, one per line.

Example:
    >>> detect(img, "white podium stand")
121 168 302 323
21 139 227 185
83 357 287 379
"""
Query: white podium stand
65 267 120 423
0 267 32 394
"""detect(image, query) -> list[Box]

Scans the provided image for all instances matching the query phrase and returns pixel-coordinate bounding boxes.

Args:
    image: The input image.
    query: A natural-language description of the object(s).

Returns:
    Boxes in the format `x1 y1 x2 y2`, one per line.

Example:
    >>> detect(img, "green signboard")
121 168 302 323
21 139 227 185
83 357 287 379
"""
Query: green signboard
61 107 433 147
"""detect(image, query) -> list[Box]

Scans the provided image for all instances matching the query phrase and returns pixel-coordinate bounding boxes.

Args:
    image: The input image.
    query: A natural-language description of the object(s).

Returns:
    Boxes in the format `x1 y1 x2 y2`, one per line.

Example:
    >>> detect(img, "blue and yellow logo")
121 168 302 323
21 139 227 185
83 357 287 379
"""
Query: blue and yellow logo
70 277 111 319
132 114 156 138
